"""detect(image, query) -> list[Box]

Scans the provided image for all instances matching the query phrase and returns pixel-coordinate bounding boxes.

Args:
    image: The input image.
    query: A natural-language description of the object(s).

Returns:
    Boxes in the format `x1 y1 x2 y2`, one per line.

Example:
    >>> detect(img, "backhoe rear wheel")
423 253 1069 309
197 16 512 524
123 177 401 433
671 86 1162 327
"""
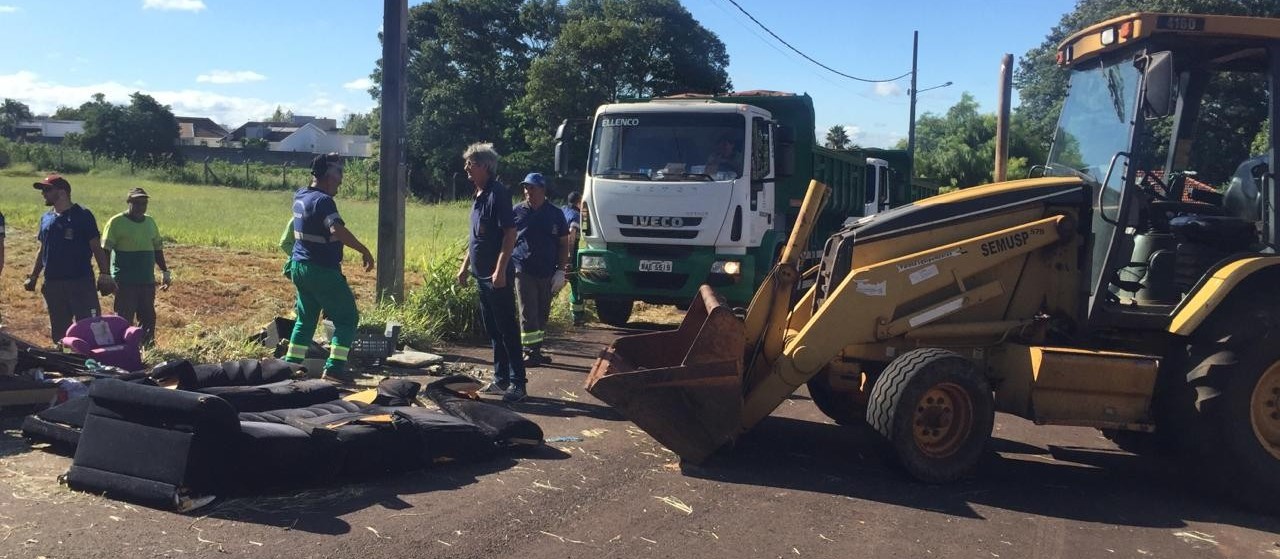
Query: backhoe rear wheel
867 348 994 483
595 299 633 327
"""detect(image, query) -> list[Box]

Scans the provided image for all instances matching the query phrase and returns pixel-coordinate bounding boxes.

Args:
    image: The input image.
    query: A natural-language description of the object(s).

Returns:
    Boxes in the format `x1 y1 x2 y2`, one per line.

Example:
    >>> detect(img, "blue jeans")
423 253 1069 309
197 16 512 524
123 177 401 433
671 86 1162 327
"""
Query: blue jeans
476 275 526 387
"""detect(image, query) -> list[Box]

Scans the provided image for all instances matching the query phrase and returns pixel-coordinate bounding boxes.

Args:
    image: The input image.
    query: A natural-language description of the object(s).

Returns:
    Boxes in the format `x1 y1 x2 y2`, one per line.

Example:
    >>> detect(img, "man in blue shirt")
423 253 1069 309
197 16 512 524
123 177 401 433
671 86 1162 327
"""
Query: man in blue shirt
512 173 569 367
455 142 527 403
24 174 116 343
283 153 375 383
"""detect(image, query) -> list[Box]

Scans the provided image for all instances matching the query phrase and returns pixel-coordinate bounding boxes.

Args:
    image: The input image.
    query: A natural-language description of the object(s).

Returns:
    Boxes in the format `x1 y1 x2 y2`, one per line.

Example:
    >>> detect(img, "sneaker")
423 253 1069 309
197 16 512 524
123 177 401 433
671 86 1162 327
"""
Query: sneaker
480 381 510 395
502 384 527 403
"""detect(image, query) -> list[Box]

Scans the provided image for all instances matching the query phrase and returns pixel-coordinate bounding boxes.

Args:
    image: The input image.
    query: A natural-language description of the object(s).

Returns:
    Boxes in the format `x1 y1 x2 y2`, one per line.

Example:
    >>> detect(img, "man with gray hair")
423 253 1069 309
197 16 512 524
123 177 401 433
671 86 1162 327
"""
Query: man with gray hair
456 142 527 402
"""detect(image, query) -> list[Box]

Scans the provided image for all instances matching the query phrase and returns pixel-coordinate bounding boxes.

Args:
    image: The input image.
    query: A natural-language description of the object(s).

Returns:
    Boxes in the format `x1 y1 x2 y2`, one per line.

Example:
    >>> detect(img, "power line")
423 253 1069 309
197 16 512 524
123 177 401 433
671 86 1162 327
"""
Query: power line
709 0 872 98
722 0 912 84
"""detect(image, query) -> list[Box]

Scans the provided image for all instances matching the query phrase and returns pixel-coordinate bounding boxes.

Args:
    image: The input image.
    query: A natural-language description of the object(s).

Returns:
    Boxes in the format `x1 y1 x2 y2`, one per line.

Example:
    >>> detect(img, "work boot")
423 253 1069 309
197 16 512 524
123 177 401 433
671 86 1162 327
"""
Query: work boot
322 367 358 385
523 349 552 367
480 380 510 395
502 384 527 403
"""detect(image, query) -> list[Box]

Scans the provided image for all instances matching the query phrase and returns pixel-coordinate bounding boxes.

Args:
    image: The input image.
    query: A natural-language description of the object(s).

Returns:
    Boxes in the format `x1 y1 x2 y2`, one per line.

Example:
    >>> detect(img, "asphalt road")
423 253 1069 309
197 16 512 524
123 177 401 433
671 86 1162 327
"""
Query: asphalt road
1 323 1278 558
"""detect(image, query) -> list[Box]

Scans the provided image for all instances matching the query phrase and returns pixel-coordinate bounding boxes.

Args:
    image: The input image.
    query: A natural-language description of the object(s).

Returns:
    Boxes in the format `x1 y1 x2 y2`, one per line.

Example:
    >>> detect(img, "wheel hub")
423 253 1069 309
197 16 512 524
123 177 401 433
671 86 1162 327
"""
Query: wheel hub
913 382 974 458
1251 362 1280 461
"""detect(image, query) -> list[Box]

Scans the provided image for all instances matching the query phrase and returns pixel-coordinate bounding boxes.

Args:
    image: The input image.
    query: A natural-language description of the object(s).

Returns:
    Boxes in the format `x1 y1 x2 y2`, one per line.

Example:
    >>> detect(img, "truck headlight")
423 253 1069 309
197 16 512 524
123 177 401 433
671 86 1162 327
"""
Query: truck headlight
711 260 741 275
580 255 606 270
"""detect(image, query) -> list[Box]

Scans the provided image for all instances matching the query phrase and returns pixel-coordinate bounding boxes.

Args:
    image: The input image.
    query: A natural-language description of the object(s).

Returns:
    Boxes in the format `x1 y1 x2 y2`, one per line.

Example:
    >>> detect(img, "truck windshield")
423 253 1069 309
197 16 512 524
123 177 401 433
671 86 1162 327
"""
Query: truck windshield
589 112 746 181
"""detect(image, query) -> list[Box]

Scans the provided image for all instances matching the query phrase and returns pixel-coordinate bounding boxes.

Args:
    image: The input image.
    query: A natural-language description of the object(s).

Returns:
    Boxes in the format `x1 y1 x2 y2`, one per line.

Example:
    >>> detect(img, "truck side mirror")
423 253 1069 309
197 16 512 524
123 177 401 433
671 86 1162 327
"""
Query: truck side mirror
775 124 795 178
554 120 571 177
1142 51 1175 119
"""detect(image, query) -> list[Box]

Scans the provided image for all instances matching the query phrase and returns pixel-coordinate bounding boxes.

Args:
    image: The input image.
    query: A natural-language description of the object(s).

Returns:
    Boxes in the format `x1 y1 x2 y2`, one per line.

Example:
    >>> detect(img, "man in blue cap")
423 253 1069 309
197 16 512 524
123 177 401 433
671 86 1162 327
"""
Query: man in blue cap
512 172 569 367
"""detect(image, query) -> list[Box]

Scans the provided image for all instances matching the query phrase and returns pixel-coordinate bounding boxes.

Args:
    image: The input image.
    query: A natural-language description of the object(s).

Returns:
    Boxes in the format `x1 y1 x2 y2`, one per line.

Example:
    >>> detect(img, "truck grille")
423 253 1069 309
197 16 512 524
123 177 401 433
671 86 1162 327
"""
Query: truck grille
623 244 696 259
627 272 689 290
620 228 699 239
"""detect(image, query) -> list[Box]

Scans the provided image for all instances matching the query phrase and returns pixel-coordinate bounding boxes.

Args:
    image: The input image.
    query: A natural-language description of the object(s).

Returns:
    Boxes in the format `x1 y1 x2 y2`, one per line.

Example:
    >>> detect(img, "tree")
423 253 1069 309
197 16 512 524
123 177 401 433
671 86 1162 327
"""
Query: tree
341 112 375 135
896 93 1043 187
79 92 180 164
0 98 33 139
1014 0 1280 183
824 125 851 150
514 0 730 169
268 105 294 123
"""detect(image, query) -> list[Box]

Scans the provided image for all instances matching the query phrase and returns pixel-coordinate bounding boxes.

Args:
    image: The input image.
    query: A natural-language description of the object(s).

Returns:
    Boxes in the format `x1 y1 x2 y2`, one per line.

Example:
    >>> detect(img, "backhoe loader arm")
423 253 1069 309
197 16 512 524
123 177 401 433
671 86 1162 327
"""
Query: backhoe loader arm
740 214 1069 429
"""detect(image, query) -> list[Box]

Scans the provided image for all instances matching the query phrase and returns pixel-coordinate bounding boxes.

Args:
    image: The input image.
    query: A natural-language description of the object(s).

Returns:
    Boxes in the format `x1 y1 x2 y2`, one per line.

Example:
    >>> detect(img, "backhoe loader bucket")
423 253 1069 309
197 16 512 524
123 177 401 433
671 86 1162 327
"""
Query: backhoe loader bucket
585 285 746 463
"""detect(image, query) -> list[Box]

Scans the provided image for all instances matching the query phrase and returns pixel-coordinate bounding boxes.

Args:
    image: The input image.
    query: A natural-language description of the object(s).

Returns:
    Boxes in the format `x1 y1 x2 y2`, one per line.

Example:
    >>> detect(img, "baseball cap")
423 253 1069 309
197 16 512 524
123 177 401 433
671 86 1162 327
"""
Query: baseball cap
520 172 547 188
127 187 150 201
33 174 71 193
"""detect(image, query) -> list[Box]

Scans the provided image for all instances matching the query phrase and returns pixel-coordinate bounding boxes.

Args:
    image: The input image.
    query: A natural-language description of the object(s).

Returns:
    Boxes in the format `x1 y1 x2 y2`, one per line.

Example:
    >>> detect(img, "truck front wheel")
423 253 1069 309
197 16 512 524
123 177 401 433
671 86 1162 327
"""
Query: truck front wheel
595 299 633 327
866 348 994 483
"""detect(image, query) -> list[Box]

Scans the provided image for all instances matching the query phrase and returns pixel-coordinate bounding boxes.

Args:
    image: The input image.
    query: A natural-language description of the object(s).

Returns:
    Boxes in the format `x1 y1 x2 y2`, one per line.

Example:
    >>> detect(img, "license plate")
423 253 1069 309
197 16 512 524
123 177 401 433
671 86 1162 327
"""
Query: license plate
638 260 673 272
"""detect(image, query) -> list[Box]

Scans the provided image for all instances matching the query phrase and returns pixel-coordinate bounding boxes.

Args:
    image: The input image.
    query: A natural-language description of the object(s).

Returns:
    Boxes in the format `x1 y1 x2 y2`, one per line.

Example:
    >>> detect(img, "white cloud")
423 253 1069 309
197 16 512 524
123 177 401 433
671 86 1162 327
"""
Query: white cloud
142 0 205 12
196 70 266 84
0 5 20 13
0 70 374 126
343 77 374 91
874 82 903 97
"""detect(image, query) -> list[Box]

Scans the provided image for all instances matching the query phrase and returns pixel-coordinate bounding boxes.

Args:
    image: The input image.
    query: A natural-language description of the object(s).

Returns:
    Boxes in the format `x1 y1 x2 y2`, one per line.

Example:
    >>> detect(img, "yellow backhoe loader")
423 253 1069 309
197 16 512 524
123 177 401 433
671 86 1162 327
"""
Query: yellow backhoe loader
587 12 1280 513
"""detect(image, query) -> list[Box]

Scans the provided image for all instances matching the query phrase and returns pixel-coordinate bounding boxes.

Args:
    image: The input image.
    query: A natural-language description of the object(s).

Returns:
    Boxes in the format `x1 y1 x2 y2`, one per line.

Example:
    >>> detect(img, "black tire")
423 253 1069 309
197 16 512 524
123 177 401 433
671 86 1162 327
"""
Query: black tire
1195 337 1280 514
866 348 994 483
807 366 877 427
595 299 633 327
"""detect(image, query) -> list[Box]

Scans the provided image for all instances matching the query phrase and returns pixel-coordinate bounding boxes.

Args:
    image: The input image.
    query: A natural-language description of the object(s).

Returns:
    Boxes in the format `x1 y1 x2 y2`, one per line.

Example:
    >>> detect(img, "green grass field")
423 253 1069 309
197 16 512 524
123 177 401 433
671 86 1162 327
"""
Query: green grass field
0 165 471 269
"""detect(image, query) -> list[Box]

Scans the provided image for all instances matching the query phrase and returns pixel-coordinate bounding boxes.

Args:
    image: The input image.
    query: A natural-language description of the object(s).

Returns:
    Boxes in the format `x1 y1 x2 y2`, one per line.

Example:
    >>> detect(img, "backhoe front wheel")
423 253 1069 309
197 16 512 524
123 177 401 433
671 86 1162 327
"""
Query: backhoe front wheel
867 348 994 483
1199 339 1280 514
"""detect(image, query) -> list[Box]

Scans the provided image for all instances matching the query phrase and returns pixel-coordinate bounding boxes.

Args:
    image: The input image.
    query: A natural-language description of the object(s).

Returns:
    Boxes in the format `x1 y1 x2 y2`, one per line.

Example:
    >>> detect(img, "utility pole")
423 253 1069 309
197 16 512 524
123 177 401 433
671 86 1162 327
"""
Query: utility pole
377 0 408 303
906 30 919 189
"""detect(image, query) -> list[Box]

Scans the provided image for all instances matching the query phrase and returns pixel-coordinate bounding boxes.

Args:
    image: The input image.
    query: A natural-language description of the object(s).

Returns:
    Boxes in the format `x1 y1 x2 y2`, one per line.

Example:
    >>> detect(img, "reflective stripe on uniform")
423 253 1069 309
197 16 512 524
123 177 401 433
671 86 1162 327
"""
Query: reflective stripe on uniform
286 343 309 360
520 330 544 345
330 344 350 361
294 230 339 243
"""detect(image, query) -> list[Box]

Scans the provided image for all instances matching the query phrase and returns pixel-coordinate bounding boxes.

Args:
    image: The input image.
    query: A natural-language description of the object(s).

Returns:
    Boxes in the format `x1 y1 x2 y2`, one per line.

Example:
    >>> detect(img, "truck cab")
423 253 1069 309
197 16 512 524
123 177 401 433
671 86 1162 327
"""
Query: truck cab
571 99 785 323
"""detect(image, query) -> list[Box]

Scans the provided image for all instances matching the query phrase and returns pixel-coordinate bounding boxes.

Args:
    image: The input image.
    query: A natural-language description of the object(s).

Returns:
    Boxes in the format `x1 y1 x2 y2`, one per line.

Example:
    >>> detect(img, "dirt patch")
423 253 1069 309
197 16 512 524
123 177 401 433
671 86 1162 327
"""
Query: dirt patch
0 227 403 349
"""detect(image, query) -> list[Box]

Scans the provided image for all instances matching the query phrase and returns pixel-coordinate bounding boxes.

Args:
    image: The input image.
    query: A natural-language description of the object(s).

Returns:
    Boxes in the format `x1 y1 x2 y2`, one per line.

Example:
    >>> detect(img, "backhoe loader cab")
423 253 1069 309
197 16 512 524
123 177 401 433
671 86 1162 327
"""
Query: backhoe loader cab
587 13 1280 513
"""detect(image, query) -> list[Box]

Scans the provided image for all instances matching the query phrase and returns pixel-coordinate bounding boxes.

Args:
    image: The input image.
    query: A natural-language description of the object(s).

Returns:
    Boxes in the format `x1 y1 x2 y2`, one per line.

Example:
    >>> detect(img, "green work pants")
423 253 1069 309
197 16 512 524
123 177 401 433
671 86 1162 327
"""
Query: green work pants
284 260 357 374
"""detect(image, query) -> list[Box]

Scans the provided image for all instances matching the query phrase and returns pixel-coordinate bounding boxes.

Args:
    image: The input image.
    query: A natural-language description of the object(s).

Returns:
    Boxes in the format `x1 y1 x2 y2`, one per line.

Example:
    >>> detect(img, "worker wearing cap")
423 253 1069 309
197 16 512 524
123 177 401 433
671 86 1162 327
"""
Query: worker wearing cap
102 187 170 343
283 153 374 384
512 172 569 367
25 174 116 343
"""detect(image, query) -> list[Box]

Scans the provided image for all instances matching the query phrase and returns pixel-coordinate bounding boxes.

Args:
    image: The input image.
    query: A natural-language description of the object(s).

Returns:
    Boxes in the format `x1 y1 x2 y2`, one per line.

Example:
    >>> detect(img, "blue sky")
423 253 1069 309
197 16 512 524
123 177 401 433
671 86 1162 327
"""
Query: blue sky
0 0 1078 147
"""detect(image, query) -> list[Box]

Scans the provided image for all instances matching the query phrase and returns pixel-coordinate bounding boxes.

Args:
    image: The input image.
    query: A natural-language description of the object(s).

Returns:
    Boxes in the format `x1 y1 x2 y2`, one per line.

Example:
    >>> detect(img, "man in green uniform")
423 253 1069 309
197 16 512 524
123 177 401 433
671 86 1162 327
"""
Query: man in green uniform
283 153 374 383
102 188 170 343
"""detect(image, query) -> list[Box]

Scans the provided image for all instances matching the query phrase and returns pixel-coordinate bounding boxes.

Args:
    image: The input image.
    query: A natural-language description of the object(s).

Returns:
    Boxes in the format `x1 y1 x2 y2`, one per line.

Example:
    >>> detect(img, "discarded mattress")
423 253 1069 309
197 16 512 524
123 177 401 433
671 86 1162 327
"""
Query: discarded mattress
59 375 543 510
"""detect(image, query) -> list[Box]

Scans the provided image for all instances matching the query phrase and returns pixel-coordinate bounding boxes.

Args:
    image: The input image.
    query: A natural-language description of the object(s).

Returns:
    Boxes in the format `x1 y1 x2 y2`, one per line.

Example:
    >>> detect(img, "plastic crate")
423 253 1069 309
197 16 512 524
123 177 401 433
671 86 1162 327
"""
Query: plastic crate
350 334 393 360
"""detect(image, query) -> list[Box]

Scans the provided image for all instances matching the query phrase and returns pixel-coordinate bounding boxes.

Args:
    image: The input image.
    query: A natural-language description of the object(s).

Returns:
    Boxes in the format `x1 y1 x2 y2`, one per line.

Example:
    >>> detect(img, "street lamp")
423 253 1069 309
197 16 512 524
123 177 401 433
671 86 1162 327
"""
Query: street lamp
905 30 952 191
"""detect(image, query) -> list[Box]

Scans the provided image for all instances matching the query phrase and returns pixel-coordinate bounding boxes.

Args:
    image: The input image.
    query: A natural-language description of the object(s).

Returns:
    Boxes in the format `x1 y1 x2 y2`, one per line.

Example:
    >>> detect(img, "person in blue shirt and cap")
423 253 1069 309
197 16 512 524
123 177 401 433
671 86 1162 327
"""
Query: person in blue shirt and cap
282 153 375 384
511 172 569 367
